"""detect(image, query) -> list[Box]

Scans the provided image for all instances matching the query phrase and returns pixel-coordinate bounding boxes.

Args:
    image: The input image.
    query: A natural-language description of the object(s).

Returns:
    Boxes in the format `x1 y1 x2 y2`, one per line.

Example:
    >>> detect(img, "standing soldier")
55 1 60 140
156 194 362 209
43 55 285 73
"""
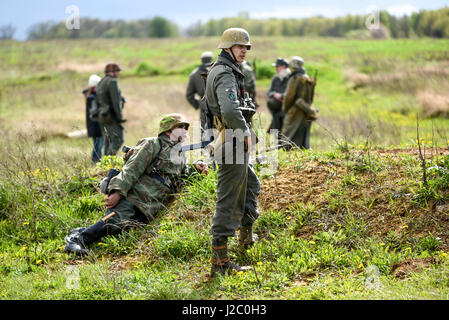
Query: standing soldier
282 56 318 149
97 63 126 156
241 61 259 109
267 57 290 134
205 27 260 276
64 114 209 255
83 74 103 164
186 52 214 132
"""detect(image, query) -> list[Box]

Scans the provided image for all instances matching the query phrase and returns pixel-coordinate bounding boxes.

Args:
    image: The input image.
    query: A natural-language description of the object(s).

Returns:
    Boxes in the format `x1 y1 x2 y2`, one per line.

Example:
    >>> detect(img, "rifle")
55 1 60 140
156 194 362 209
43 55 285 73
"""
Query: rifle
311 69 318 104
122 139 214 155
178 138 214 153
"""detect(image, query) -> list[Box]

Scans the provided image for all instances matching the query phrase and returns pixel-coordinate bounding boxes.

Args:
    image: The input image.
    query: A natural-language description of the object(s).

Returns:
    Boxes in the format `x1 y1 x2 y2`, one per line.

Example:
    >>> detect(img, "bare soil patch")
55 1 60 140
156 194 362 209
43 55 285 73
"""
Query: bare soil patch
258 148 449 245
391 257 439 278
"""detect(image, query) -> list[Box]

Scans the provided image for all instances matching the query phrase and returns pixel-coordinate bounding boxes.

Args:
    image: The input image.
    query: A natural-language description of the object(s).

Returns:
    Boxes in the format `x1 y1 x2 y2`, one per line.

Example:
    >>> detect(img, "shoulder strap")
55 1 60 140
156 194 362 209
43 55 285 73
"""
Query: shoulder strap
148 137 163 172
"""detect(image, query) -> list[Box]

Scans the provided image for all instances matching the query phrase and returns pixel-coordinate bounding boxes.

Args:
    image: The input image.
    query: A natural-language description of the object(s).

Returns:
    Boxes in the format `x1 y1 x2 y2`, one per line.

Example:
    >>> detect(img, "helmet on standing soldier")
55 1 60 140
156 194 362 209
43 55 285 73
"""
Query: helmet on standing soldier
218 28 251 50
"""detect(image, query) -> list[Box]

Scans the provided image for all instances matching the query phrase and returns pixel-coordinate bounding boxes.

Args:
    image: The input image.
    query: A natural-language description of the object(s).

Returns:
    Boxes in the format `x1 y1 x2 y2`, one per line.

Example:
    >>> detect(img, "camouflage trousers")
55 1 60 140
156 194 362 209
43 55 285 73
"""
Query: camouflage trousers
210 145 260 246
100 120 124 156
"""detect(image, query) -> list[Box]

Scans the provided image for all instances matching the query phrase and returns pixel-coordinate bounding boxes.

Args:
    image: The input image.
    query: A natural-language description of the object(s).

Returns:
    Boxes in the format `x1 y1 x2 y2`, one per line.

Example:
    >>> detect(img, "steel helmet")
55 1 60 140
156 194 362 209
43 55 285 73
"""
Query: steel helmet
158 113 190 135
200 51 213 64
218 28 251 50
104 63 122 74
289 56 304 70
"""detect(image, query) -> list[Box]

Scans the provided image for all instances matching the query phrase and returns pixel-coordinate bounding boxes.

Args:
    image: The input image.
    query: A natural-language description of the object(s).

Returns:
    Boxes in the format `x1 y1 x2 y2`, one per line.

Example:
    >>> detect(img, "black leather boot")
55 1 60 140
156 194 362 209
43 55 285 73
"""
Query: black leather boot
64 220 110 256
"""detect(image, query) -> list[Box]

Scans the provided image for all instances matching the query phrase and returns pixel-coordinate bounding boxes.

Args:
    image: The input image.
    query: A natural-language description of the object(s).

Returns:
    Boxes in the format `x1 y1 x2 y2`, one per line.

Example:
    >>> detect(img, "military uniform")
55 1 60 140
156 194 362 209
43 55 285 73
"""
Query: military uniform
186 52 213 131
267 58 290 132
282 57 317 149
96 66 126 156
205 28 259 276
83 87 103 163
64 114 200 255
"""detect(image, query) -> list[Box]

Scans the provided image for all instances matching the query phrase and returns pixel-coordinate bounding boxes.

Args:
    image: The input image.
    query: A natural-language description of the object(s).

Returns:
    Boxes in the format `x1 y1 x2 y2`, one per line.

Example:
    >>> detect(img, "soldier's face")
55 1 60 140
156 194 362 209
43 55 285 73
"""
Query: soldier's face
229 45 248 64
169 127 188 144
276 65 287 74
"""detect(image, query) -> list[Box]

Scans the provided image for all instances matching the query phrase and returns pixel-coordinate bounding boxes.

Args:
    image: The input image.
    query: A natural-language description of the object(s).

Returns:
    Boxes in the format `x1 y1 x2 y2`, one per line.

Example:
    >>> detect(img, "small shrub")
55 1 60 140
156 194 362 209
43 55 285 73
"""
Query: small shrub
418 234 441 252
255 62 275 80
134 62 162 76
255 210 288 235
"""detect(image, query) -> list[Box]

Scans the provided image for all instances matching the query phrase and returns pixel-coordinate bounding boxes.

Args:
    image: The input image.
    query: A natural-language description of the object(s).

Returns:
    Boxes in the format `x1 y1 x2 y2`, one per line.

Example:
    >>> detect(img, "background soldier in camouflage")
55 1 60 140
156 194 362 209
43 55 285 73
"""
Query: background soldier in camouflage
186 52 214 131
282 56 318 149
205 28 260 276
241 60 259 109
96 63 126 156
267 57 290 133
64 114 209 255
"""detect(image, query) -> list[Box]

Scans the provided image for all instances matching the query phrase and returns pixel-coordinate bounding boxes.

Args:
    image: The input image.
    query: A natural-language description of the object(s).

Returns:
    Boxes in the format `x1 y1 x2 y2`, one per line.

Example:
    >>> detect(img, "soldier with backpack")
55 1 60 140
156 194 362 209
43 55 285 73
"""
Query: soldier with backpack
64 114 209 255
96 63 126 156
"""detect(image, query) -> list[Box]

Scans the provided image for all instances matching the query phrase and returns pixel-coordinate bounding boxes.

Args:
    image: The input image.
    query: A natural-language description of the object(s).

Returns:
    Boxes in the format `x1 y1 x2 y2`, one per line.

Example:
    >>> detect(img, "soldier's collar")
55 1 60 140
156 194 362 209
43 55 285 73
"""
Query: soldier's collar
159 134 176 146
217 52 243 76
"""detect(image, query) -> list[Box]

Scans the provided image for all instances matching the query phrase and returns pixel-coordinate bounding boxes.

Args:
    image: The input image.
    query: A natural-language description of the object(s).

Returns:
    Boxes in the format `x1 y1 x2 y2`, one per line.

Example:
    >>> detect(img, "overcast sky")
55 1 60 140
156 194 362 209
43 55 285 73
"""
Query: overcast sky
1 0 447 40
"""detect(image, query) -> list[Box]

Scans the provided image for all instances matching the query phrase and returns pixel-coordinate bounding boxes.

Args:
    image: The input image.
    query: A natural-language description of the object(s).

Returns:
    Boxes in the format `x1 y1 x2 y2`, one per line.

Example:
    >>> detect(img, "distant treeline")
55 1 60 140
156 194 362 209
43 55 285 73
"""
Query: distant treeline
23 7 449 40
27 16 179 40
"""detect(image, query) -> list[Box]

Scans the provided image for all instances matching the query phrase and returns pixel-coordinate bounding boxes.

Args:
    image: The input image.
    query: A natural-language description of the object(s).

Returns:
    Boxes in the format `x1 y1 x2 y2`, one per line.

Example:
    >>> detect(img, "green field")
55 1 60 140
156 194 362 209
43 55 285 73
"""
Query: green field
1 37 449 300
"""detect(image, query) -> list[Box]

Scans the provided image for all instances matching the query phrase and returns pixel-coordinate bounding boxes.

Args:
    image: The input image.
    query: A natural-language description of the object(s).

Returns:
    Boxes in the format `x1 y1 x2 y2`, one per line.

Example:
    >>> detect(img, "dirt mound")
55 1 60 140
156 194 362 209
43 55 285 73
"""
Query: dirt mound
258 148 449 244
391 257 439 278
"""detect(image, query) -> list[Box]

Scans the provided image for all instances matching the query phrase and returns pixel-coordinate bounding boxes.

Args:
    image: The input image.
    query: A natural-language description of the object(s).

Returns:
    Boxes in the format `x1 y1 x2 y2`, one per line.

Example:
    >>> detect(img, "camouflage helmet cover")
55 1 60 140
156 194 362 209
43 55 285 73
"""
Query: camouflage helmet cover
158 113 190 135
218 28 251 50
289 56 304 70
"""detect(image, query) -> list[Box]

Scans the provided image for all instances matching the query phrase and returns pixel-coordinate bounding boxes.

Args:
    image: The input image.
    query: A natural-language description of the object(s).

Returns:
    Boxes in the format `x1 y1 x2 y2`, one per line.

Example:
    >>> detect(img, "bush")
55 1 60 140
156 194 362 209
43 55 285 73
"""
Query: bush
134 62 162 77
255 62 275 80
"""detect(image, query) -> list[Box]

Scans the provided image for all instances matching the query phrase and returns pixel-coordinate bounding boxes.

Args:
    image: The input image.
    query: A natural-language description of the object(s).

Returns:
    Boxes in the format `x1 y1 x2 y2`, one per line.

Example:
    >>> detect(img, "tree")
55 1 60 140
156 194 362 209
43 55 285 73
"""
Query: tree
0 24 16 40
148 16 178 38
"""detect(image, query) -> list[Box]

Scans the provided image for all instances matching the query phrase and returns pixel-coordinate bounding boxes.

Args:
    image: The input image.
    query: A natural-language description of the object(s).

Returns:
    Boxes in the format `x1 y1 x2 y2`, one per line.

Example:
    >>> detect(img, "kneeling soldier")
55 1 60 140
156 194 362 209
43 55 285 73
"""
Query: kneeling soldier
64 114 209 255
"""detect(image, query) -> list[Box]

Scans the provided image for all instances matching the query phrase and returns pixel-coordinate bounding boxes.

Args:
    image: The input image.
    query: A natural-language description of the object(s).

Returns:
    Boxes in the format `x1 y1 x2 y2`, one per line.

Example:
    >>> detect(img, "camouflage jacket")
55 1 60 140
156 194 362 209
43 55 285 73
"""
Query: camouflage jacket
283 71 314 114
107 134 197 219
205 52 250 140
96 74 124 122
186 63 210 110
282 72 315 143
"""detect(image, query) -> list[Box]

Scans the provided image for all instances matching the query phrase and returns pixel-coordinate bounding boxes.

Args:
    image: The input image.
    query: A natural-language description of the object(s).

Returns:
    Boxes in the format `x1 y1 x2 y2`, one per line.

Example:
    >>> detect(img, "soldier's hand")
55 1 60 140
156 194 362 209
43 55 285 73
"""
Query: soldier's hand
273 92 283 102
105 191 122 209
195 161 209 175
